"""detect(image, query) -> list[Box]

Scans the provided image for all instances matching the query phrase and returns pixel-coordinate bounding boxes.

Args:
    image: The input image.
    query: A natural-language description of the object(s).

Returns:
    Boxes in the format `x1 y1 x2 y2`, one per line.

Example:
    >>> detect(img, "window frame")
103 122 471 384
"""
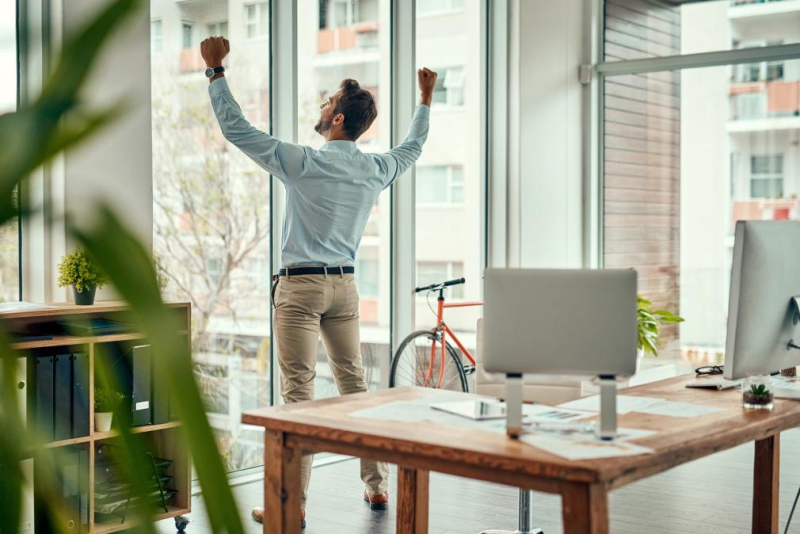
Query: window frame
151 19 163 54
244 2 269 40
416 164 466 206
593 4 800 269
181 21 194 50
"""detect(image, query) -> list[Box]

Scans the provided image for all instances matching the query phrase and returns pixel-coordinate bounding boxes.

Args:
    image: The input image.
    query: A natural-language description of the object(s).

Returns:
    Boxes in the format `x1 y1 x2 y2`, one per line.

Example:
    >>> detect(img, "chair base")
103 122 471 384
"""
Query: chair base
478 489 543 534
477 529 543 534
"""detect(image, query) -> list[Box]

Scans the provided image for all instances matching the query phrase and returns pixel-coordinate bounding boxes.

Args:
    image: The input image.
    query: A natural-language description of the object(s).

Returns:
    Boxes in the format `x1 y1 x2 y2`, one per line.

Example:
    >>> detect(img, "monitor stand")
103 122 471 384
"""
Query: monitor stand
598 375 617 441
505 373 523 438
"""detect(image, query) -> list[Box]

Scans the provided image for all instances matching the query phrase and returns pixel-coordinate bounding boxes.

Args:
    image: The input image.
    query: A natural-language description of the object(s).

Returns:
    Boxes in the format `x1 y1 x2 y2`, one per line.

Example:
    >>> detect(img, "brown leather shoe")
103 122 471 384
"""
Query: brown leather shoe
363 490 389 510
251 507 306 529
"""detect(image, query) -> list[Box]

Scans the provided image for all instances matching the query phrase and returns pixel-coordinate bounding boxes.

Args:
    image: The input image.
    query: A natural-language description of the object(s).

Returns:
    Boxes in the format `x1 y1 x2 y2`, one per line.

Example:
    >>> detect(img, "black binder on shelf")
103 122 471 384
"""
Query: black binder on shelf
32 355 55 443
150 345 170 424
72 352 90 438
54 353 73 441
130 345 153 426
61 449 81 532
34 446 89 534
78 448 90 531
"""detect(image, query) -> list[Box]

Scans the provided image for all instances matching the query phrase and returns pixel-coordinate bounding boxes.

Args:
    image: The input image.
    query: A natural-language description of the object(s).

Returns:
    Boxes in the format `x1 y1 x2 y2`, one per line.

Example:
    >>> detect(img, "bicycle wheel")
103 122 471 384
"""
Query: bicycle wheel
390 330 468 392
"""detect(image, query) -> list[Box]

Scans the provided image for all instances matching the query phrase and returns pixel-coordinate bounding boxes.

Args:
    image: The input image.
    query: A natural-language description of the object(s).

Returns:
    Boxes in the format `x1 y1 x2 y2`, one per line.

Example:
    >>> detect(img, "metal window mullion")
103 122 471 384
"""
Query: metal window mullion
389 0 415 365
597 42 800 77
487 0 508 268
584 0 603 269
268 0 295 406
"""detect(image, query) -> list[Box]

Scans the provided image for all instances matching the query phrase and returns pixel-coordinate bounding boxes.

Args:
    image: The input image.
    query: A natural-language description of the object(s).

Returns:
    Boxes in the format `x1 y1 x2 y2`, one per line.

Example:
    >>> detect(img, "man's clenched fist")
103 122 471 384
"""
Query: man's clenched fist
418 68 437 106
201 36 230 67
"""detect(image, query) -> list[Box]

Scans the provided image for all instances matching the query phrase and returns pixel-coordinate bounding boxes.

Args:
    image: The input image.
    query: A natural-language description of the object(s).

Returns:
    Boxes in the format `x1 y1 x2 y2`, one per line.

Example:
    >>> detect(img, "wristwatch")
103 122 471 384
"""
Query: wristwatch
205 66 225 78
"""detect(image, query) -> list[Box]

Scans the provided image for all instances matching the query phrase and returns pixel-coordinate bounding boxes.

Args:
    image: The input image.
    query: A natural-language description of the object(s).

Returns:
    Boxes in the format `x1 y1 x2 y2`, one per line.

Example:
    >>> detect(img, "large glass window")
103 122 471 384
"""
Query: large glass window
602 0 800 364
414 0 481 350
604 0 800 62
0 0 19 303
151 0 271 473
297 0 390 399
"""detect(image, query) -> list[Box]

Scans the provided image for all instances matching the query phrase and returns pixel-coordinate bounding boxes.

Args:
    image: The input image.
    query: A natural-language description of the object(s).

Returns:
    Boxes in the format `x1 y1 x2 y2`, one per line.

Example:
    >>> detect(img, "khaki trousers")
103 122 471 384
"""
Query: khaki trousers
273 272 389 509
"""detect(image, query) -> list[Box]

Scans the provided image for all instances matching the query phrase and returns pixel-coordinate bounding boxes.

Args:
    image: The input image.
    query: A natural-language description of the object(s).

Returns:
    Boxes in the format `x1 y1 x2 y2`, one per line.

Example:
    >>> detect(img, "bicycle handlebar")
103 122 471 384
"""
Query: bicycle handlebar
415 278 466 293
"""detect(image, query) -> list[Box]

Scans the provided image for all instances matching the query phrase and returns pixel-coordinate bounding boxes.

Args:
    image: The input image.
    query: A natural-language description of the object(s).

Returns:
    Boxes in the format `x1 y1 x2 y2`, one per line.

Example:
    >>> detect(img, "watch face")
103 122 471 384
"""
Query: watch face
205 67 215 78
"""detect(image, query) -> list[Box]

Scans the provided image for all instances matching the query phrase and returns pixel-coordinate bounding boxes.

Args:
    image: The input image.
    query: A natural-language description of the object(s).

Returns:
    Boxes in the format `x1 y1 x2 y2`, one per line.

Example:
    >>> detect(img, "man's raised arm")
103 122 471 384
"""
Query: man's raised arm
379 68 437 189
201 37 305 182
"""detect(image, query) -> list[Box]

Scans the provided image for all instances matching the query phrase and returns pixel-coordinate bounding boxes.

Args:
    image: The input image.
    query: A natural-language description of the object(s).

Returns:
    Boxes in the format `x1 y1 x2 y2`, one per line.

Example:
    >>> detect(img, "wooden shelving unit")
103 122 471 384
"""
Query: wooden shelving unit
3 301 192 533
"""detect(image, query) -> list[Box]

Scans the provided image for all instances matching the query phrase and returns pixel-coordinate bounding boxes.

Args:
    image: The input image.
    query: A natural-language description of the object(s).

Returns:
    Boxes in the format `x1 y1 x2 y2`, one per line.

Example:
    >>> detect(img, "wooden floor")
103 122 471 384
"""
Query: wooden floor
157 428 800 534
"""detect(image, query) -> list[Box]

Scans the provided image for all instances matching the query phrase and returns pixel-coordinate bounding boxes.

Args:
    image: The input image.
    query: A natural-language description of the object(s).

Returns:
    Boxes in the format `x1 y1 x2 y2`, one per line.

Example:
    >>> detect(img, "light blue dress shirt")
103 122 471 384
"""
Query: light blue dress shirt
209 78 430 267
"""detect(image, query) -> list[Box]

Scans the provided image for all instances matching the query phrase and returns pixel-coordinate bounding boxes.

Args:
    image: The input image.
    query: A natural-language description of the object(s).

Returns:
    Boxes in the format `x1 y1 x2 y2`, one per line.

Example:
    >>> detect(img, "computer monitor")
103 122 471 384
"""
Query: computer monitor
482 268 638 377
724 221 800 380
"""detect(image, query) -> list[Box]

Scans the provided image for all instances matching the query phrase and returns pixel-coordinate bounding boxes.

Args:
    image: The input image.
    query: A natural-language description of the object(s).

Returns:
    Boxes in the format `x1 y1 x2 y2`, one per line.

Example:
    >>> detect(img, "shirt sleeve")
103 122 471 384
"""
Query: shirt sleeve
378 105 431 189
208 78 306 184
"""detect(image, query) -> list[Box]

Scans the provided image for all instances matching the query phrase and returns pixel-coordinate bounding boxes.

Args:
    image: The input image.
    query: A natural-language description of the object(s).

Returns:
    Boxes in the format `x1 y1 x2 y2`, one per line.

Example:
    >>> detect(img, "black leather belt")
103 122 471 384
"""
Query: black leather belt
278 266 355 277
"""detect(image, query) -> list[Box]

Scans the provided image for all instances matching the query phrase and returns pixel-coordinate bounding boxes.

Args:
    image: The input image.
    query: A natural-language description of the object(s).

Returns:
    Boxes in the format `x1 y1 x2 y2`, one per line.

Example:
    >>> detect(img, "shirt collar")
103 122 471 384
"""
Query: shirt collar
321 140 359 153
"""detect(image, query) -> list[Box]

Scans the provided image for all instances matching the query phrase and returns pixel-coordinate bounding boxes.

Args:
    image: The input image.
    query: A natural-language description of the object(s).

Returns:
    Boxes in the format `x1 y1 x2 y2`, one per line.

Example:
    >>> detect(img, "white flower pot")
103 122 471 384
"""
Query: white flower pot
636 347 645 373
95 412 113 432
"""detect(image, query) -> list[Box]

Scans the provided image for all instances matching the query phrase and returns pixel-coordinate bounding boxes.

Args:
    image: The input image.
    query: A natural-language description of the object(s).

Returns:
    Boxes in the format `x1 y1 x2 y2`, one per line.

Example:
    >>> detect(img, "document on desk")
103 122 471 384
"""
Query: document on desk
519 432 654 460
557 395 665 414
635 400 723 418
350 399 508 434
557 395 723 418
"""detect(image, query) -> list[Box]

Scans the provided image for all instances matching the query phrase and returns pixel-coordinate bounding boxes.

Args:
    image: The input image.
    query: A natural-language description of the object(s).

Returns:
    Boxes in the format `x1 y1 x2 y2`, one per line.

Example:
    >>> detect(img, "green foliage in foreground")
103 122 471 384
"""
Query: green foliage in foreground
0 1 245 532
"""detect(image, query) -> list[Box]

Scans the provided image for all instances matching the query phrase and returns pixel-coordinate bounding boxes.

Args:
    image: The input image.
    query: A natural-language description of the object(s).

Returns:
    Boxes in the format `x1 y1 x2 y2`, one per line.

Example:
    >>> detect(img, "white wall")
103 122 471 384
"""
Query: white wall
61 0 154 249
679 1 731 347
507 0 585 268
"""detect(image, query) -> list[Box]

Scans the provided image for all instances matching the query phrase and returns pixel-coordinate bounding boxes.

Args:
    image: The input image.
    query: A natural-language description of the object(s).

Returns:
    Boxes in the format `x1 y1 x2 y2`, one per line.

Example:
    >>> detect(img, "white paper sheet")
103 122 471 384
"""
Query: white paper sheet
0 302 54 313
636 400 723 418
519 433 654 460
349 399 508 434
557 395 665 414
521 404 593 422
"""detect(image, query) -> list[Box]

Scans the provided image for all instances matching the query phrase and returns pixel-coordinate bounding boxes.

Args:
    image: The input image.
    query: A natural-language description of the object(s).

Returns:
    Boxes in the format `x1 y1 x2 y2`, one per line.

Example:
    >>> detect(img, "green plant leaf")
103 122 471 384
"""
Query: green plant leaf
73 205 245 534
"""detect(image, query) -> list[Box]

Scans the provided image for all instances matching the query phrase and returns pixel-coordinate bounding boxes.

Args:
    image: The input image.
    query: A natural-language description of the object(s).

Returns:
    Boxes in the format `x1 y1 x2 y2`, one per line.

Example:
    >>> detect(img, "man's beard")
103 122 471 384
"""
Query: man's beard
315 117 332 135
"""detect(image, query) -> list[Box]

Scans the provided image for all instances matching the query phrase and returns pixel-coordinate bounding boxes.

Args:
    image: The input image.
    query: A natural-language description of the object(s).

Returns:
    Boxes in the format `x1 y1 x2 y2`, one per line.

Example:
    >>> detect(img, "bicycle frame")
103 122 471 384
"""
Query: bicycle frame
424 293 484 388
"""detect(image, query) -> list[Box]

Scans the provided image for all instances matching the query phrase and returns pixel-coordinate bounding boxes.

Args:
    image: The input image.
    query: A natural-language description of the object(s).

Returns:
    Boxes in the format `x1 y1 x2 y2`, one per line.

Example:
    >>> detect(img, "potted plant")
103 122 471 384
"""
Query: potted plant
94 388 124 432
637 295 684 368
57 246 108 305
743 376 774 410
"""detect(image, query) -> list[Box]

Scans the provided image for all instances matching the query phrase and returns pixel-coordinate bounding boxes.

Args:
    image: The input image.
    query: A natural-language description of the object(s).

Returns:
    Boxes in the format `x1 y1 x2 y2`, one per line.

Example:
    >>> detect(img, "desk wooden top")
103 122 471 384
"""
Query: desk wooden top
242 375 800 489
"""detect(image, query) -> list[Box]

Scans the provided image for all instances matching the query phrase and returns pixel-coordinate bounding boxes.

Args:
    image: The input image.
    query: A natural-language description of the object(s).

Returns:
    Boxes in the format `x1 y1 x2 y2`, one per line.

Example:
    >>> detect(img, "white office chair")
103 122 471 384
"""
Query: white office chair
475 319 544 534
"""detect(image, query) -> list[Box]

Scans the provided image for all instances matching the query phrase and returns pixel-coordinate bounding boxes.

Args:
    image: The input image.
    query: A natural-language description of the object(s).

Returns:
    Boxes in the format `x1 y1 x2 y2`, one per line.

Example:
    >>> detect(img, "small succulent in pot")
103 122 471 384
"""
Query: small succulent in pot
57 246 108 305
742 376 774 410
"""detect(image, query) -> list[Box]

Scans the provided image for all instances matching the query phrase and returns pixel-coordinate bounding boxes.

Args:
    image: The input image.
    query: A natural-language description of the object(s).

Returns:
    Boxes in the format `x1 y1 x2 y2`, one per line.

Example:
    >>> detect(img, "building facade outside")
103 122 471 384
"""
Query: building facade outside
680 0 800 361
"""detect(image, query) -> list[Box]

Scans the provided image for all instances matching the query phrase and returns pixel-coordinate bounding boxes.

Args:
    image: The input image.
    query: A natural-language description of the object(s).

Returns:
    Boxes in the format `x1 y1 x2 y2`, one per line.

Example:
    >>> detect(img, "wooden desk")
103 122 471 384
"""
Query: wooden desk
242 375 800 534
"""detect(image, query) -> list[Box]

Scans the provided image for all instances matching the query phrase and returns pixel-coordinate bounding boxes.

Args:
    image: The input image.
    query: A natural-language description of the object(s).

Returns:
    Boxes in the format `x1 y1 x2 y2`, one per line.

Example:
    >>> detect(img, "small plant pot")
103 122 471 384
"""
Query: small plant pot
95 412 113 432
73 285 97 306
743 375 774 410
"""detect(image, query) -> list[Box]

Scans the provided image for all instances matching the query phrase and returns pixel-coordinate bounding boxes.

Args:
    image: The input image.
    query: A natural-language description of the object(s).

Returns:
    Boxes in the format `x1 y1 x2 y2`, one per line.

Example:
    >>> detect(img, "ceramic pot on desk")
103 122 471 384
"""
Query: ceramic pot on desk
73 285 97 306
636 347 645 373
95 412 113 432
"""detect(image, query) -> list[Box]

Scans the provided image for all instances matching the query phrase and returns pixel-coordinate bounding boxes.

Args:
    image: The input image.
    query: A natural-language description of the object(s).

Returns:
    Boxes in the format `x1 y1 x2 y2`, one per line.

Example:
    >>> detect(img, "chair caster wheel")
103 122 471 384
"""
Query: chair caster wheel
175 516 190 532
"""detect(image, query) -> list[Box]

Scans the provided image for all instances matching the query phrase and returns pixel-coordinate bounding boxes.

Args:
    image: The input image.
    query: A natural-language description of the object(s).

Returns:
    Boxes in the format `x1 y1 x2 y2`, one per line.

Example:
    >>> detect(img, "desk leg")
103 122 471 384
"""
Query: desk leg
396 467 429 534
753 434 780 534
263 430 303 534
561 482 609 534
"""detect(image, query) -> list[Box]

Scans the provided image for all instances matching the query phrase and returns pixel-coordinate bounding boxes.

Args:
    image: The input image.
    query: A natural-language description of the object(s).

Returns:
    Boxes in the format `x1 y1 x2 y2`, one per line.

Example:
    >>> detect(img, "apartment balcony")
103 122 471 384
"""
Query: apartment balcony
730 0 800 19
317 21 379 60
732 198 800 229
729 80 800 132
179 48 206 73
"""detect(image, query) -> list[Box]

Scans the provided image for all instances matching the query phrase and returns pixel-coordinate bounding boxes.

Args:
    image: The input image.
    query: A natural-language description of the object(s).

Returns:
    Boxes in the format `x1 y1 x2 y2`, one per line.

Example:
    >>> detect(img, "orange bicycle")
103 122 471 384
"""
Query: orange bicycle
389 278 483 392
